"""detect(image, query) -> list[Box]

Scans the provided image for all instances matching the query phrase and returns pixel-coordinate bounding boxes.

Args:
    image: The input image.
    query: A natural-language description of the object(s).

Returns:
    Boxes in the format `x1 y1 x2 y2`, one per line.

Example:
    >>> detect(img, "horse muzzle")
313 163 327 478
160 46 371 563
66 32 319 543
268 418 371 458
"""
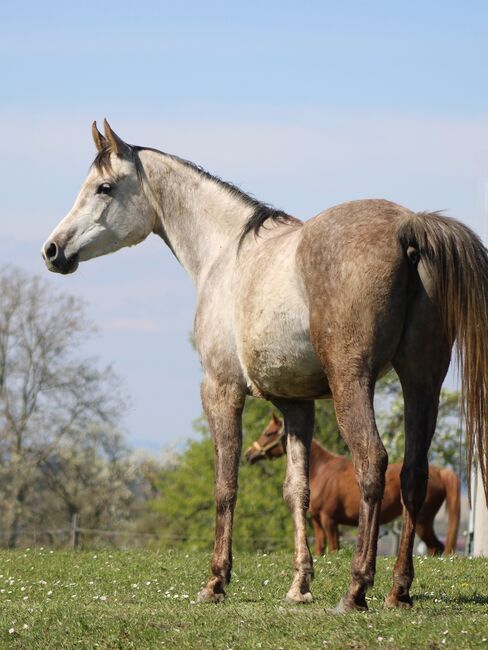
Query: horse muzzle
42 240 79 275
245 446 263 464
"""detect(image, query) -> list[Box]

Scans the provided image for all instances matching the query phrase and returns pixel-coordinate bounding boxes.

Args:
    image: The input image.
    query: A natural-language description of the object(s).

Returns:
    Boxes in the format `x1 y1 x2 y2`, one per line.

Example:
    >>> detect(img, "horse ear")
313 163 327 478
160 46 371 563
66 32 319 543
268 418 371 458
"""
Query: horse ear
272 411 281 425
103 119 132 157
91 121 107 152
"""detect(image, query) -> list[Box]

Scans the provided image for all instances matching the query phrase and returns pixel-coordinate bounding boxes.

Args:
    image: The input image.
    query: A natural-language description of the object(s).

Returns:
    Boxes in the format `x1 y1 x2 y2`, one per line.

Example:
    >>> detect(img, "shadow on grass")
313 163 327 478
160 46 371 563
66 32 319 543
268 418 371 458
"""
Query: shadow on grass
449 594 488 605
414 593 488 606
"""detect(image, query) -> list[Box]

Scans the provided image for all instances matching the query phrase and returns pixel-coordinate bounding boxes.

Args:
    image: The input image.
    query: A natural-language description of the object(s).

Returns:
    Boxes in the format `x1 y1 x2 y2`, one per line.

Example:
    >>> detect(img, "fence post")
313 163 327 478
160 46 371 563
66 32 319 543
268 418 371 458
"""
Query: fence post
71 514 79 550
473 463 488 556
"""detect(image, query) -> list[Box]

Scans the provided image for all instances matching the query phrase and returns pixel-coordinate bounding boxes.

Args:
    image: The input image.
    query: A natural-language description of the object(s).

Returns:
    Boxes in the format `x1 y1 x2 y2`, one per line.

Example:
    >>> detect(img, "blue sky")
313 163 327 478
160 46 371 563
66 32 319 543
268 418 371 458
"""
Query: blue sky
1 1 487 451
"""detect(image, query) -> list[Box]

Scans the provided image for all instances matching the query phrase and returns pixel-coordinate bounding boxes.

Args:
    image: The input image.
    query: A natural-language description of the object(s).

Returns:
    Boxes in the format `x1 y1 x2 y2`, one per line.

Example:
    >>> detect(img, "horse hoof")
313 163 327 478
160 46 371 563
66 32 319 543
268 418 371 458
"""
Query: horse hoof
197 588 225 604
329 597 368 614
384 594 413 609
285 590 313 604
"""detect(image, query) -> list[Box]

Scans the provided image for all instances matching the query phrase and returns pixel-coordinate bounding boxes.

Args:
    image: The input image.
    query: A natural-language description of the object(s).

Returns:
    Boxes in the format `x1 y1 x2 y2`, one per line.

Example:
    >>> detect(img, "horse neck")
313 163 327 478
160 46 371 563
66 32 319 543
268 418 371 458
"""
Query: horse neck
139 149 253 285
309 439 337 480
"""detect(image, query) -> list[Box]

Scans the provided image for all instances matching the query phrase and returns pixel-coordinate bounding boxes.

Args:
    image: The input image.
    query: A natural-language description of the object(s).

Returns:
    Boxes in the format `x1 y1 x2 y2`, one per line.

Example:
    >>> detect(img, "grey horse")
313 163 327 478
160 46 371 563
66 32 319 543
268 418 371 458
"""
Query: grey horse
43 120 488 611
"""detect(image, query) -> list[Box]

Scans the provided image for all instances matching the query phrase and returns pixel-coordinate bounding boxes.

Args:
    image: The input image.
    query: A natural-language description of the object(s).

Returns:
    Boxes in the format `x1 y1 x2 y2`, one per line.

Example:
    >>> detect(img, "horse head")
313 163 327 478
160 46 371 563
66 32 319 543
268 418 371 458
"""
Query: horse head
42 120 156 274
245 412 286 464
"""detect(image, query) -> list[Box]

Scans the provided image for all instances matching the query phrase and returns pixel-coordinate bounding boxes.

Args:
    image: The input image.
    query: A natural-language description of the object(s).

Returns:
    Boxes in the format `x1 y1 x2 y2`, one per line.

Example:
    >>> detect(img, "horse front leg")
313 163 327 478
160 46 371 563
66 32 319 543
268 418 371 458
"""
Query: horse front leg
274 399 315 604
321 514 340 552
311 517 326 555
198 378 245 603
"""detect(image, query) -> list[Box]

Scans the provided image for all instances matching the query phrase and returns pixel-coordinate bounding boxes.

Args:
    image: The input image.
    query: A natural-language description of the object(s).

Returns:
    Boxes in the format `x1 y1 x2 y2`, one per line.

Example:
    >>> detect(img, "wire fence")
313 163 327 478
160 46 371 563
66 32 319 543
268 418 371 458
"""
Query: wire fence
0 512 469 555
0 516 408 555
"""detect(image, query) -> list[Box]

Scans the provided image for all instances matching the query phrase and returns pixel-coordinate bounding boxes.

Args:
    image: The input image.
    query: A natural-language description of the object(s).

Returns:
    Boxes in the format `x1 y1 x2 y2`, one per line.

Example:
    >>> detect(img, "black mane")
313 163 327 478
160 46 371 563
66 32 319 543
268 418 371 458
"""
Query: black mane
238 204 294 243
92 145 298 244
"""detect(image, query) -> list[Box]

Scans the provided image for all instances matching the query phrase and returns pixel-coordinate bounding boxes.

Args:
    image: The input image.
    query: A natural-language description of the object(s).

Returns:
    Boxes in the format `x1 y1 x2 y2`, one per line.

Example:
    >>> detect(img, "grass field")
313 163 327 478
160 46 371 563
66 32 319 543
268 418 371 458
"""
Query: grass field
0 549 486 649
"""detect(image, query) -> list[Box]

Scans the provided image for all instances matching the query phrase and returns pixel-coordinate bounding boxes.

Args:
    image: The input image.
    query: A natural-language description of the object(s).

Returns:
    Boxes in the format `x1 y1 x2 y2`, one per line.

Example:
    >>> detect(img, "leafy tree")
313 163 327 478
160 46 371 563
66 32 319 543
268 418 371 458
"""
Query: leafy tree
37 425 135 532
0 267 126 546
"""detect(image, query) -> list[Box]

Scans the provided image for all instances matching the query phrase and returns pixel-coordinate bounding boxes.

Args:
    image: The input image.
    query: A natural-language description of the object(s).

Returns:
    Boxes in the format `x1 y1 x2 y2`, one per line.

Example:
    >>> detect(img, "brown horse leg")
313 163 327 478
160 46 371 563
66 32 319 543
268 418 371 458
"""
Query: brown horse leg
332 378 388 612
198 378 245 603
312 517 326 555
320 513 340 551
273 399 315 604
385 290 451 608
415 521 444 556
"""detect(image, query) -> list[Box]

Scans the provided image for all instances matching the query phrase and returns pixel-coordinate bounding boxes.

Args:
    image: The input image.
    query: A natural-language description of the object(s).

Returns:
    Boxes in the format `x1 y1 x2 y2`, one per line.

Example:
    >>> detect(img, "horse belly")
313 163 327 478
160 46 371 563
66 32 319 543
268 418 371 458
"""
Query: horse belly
248 354 329 399
234 230 330 399
239 316 330 399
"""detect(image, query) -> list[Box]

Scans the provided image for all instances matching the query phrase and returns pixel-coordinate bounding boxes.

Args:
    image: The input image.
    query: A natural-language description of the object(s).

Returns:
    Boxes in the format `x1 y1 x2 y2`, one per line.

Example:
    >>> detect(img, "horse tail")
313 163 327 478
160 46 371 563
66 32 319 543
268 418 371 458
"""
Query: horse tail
398 211 488 502
440 467 461 554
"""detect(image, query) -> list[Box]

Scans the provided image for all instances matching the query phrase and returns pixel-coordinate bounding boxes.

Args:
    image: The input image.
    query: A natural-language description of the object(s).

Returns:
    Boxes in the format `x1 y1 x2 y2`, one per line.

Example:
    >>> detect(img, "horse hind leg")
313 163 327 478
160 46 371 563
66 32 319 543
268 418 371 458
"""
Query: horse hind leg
385 289 451 608
307 248 406 610
415 520 445 556
329 375 388 611
309 305 403 607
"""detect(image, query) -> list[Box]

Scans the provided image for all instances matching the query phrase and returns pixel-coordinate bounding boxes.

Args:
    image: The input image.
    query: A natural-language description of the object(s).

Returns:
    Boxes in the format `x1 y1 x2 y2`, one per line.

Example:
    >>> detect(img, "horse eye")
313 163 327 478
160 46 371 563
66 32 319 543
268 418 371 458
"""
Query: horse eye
264 430 273 437
97 182 112 195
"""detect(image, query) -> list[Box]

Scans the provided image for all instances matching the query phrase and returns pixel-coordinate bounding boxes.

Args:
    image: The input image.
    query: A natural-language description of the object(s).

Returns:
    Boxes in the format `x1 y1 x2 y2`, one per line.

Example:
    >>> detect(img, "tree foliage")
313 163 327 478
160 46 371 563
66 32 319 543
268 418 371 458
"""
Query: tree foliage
0 267 146 546
38 425 135 528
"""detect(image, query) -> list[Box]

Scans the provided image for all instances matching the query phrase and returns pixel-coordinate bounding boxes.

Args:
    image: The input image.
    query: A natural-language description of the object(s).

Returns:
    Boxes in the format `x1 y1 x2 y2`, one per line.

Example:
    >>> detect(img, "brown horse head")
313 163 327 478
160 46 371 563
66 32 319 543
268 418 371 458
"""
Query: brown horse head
245 412 286 464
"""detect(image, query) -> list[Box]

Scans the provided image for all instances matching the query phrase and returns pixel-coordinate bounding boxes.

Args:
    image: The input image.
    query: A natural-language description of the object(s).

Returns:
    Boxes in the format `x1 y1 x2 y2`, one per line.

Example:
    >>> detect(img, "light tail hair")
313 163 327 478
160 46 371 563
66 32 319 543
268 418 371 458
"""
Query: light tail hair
399 211 488 502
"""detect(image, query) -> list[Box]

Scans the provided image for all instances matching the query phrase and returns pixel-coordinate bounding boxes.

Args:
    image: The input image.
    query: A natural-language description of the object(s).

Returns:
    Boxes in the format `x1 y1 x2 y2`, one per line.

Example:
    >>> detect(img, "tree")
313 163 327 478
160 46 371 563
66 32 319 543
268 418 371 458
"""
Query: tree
0 267 123 546
37 425 135 539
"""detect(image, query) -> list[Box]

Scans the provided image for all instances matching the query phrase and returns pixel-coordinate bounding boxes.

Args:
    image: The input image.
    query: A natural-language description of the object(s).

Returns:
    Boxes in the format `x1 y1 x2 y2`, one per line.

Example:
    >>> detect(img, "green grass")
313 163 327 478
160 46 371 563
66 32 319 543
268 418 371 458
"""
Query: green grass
0 549 486 649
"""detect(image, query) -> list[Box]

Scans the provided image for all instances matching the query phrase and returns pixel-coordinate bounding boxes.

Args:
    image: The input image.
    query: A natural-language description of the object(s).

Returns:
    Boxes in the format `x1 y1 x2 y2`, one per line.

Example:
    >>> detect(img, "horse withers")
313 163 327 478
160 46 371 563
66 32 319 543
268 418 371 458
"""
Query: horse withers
246 413 461 555
42 120 488 611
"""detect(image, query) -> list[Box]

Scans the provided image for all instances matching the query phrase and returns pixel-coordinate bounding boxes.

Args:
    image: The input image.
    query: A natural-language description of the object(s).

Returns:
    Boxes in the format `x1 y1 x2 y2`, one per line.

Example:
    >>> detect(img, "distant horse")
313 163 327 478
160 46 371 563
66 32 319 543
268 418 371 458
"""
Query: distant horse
43 120 488 611
246 413 460 555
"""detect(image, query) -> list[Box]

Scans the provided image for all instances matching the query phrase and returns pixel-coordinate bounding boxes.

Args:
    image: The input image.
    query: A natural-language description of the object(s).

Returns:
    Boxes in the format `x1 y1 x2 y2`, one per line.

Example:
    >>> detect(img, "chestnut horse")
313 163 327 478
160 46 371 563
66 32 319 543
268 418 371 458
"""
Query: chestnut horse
43 120 488 612
246 414 461 555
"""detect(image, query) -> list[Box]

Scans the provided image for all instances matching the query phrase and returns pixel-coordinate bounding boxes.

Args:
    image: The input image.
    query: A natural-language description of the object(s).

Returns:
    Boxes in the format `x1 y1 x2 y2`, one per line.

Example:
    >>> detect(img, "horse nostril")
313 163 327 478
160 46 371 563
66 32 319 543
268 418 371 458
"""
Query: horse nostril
45 242 58 261
245 449 257 464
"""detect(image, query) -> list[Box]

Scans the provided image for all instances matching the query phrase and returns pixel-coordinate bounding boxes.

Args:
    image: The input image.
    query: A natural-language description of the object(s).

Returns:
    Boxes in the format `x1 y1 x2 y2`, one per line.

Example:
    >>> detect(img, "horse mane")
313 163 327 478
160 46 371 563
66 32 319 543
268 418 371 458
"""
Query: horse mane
93 145 146 183
238 204 296 246
92 145 299 245
92 146 114 174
